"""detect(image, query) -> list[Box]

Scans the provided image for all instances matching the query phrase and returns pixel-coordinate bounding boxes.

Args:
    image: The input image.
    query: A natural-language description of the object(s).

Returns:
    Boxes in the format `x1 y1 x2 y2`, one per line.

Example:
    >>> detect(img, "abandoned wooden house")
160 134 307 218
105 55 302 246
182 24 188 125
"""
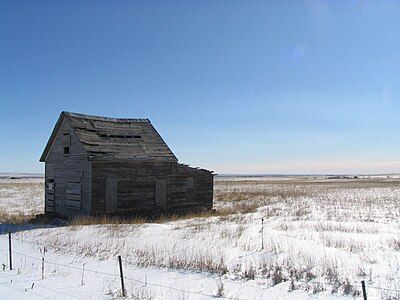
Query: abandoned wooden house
39 112 213 218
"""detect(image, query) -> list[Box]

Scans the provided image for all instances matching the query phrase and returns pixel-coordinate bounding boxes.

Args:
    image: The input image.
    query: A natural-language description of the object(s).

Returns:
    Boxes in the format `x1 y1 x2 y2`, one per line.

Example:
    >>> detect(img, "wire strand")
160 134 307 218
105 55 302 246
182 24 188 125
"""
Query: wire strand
364 284 400 293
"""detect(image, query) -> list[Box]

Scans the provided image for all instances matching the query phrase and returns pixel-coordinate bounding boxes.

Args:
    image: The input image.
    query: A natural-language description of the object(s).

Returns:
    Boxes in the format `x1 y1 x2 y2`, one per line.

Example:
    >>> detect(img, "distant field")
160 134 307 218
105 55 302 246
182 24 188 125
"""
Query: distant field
0 178 43 219
0 176 400 299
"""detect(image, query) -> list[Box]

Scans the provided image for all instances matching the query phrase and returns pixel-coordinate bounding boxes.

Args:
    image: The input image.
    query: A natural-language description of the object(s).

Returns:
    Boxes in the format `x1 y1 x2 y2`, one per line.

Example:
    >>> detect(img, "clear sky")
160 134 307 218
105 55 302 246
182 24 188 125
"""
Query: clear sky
1 1 400 174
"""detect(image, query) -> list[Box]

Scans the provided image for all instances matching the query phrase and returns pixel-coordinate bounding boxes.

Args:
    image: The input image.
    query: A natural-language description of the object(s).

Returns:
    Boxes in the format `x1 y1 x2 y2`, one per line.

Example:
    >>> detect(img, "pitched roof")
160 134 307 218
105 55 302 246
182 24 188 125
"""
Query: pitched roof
39 112 177 162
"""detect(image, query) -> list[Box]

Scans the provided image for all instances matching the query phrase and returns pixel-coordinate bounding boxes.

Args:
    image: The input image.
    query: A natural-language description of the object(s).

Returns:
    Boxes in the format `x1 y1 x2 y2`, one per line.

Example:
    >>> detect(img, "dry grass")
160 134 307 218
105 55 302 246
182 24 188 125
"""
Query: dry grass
0 210 35 224
126 282 154 300
135 247 228 274
153 210 220 223
388 236 400 251
0 208 221 227
68 210 220 226
0 179 43 210
69 215 148 226
214 189 307 202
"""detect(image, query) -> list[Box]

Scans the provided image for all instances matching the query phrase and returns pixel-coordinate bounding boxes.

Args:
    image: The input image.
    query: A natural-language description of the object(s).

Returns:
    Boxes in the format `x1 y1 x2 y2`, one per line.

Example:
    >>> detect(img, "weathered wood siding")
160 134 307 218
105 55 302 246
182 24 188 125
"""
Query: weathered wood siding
170 163 213 212
91 162 213 215
44 119 91 217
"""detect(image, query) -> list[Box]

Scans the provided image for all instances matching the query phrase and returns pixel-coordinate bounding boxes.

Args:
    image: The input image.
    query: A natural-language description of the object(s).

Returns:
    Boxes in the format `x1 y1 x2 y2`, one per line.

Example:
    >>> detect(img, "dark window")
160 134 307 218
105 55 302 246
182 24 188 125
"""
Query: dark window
62 132 71 156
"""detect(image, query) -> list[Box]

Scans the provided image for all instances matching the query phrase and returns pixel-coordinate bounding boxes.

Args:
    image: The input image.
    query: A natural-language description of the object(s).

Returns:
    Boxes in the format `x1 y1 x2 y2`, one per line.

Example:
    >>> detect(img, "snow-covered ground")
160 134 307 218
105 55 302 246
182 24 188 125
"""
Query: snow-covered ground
0 234 336 300
0 177 399 299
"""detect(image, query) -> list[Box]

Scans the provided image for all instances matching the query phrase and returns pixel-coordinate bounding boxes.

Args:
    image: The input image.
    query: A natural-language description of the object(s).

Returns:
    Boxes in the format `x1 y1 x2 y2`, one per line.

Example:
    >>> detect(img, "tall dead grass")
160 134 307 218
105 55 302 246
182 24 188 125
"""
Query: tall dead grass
135 247 228 274
68 215 148 226
0 210 36 224
214 189 307 202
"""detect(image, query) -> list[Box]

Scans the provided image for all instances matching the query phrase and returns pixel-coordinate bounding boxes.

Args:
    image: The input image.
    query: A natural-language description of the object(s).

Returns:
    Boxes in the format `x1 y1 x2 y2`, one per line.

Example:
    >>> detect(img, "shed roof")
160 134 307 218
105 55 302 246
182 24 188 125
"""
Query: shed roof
39 112 177 162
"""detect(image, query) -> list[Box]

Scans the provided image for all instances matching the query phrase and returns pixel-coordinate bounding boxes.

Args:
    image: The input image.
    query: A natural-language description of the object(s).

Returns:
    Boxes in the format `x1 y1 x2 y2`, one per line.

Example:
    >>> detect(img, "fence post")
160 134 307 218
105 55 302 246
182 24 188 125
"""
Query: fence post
118 255 126 297
41 250 44 279
361 280 367 300
81 263 86 286
8 232 12 271
41 247 46 280
261 218 264 250
41 257 44 279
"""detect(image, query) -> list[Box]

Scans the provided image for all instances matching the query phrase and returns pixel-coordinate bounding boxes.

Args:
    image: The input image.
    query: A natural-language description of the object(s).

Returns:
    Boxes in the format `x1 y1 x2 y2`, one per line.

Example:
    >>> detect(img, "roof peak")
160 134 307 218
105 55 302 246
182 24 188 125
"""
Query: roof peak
40 111 176 162
62 111 150 123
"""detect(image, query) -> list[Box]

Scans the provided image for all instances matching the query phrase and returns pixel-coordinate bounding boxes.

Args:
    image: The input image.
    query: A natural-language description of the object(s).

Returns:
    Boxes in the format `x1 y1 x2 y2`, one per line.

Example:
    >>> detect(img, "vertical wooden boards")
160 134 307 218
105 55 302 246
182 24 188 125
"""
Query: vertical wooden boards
117 177 155 210
185 177 195 203
91 161 162 214
66 178 82 209
155 178 167 208
170 164 213 210
91 161 213 215
105 177 118 211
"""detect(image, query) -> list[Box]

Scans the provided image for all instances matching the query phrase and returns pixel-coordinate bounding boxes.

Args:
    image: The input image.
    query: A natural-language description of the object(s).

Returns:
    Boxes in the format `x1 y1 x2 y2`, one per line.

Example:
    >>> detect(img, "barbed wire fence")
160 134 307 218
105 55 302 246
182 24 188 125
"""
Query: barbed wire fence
1 233 399 300
1 233 256 300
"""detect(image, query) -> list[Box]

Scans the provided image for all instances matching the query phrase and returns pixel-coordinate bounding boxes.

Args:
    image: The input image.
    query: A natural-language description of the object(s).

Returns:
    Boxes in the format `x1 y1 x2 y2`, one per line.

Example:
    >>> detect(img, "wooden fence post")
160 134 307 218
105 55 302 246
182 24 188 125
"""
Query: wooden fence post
41 256 44 279
8 232 12 271
81 263 86 286
361 280 367 300
118 255 126 297
41 247 47 280
261 218 264 250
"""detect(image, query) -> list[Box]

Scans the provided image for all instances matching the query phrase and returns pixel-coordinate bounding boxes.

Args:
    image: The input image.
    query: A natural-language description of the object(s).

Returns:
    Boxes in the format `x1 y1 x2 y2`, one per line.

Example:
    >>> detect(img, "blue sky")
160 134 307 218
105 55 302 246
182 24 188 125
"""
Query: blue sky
1 1 400 174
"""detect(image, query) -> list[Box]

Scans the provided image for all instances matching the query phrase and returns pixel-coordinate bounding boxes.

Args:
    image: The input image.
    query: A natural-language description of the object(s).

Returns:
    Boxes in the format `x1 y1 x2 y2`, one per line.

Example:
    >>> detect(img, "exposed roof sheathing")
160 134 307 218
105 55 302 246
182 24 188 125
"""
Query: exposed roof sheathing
39 112 177 162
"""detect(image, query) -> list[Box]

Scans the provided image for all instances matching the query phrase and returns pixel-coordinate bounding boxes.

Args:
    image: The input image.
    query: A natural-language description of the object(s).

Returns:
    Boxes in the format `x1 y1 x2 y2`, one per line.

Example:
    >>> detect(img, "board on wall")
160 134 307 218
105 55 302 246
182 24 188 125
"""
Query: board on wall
66 178 82 209
155 178 166 208
105 177 118 211
45 178 55 213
